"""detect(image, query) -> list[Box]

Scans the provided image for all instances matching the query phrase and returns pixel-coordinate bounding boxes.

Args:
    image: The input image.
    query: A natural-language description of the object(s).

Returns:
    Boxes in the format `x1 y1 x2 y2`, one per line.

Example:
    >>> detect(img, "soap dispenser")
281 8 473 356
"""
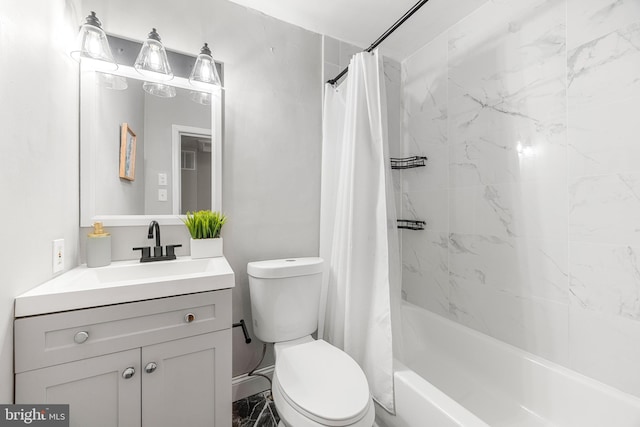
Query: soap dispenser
87 222 111 268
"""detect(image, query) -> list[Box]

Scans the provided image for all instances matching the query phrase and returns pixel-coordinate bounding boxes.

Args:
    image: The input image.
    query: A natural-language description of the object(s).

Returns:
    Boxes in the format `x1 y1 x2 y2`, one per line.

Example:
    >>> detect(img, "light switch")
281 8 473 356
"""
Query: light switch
158 173 167 186
158 189 168 201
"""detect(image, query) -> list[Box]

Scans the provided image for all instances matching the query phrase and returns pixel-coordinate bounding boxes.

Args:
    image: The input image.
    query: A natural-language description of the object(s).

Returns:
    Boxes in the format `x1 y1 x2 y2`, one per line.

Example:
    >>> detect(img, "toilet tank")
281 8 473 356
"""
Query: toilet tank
247 257 324 343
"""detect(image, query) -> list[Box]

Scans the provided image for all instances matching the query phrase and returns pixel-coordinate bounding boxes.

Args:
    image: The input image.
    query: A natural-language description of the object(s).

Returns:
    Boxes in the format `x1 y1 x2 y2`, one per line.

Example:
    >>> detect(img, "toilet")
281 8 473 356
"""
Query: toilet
247 257 375 427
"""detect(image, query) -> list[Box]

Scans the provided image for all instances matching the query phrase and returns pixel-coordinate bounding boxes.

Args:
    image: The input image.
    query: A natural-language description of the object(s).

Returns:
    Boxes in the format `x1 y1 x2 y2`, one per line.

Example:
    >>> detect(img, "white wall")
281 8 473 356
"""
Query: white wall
0 0 82 402
80 0 322 377
399 0 640 397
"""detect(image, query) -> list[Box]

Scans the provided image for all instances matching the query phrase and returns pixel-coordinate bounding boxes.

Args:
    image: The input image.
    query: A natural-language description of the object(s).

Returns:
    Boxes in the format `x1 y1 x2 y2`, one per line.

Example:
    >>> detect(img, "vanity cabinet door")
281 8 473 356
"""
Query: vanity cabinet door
15 349 141 427
14 290 233 426
141 330 231 427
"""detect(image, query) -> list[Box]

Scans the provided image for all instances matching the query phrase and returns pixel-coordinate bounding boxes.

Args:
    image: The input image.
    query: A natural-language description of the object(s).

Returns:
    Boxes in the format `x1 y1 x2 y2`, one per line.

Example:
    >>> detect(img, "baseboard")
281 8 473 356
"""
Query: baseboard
232 365 275 401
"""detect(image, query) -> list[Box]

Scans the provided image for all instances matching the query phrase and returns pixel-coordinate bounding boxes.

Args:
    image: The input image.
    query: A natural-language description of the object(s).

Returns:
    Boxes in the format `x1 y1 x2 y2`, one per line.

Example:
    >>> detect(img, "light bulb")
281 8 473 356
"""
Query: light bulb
70 12 117 70
189 43 221 89
134 28 173 81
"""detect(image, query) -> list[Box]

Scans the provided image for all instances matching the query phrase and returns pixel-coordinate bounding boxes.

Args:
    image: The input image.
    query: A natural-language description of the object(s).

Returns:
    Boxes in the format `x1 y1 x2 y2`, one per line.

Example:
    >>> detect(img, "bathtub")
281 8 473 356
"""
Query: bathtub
375 302 640 427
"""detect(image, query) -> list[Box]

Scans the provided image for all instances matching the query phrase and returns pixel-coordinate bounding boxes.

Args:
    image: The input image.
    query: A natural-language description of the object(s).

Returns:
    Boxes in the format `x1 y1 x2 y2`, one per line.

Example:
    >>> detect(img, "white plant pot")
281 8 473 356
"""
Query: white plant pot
190 237 223 259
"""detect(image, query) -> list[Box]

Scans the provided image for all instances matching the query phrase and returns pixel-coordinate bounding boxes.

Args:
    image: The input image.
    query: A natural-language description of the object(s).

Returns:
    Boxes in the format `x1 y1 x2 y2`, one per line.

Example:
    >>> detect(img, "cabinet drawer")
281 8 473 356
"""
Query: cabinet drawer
15 290 231 373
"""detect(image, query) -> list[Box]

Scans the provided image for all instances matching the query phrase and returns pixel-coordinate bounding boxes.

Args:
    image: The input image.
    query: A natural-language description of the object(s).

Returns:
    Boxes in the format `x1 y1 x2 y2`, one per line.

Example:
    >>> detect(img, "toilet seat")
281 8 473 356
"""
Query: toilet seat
273 374 375 427
274 340 372 426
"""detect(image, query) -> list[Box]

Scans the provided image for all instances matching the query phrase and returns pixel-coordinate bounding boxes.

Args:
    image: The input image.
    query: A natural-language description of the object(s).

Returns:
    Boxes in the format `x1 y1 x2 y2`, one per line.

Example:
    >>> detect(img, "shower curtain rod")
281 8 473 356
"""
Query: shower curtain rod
326 0 431 86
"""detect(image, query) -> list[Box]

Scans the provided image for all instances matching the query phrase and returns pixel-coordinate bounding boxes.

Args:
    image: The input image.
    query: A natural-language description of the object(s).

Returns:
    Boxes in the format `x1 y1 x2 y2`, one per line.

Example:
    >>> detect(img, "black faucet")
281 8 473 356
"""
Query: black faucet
148 220 162 257
132 221 182 262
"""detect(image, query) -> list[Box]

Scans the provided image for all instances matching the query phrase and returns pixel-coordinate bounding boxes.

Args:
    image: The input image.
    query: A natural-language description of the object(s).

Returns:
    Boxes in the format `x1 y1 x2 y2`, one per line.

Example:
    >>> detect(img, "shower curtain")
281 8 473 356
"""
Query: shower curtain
319 49 401 414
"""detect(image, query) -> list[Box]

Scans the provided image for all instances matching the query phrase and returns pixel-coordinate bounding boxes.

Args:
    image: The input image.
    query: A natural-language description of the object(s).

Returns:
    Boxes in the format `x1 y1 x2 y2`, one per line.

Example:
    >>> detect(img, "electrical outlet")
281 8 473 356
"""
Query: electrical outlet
158 173 167 186
53 239 64 274
158 188 168 202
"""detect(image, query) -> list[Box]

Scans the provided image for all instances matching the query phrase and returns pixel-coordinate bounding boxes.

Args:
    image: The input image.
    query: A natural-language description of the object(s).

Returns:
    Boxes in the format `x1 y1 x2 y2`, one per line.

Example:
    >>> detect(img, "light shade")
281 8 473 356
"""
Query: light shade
143 81 176 98
134 28 173 81
189 43 221 89
97 72 128 90
190 91 212 105
70 12 117 70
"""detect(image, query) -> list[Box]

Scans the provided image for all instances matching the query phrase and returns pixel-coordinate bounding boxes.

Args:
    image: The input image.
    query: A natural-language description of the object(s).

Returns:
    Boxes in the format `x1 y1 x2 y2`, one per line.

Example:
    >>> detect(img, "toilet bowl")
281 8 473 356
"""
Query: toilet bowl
247 258 374 427
272 337 375 426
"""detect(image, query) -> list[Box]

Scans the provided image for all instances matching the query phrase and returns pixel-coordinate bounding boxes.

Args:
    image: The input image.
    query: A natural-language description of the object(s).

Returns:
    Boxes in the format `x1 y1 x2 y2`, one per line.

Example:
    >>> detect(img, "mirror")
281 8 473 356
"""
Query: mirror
80 42 222 227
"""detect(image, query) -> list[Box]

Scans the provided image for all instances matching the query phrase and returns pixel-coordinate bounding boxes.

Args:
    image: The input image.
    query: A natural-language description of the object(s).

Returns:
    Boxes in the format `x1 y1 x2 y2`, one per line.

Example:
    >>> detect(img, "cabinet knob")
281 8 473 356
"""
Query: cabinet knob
184 313 196 323
74 331 89 344
122 367 136 379
145 362 158 374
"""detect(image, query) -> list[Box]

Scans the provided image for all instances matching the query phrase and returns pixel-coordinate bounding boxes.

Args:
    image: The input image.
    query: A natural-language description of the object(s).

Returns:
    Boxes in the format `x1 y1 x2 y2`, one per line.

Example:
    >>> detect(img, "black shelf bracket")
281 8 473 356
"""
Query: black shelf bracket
391 156 428 169
397 219 426 230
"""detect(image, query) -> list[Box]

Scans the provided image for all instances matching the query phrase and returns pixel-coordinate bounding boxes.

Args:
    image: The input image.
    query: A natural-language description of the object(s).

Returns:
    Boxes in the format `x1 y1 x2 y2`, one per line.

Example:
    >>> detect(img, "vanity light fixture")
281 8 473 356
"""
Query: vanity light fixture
70 11 117 70
134 28 173 81
189 43 221 88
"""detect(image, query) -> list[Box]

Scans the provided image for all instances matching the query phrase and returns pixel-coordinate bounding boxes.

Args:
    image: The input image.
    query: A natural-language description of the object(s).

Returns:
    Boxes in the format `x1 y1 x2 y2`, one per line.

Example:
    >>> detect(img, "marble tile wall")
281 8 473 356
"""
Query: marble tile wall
399 0 640 396
566 0 640 397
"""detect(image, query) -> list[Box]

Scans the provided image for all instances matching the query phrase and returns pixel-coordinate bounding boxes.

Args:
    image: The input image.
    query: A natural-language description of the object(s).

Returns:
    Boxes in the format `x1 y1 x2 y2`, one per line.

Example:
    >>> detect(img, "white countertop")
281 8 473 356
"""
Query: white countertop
15 256 235 317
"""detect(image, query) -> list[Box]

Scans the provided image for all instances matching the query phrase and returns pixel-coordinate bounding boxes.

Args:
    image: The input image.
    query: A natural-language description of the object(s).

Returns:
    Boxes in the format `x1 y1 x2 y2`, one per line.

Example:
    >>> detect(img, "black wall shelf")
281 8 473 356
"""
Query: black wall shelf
391 156 428 169
397 219 426 230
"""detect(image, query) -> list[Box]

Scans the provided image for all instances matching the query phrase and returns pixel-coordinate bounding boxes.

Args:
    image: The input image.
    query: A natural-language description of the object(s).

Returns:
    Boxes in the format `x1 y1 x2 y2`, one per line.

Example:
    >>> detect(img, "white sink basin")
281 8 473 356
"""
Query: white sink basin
15 257 235 317
93 258 218 284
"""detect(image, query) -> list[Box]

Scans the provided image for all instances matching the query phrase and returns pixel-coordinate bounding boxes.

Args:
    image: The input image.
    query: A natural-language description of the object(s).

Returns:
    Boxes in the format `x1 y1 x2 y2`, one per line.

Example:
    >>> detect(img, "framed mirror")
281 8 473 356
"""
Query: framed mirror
80 37 223 227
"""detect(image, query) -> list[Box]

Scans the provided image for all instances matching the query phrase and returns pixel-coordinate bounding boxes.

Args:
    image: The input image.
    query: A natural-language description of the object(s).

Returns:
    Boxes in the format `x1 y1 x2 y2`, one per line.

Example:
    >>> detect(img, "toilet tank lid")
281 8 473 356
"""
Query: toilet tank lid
247 257 324 279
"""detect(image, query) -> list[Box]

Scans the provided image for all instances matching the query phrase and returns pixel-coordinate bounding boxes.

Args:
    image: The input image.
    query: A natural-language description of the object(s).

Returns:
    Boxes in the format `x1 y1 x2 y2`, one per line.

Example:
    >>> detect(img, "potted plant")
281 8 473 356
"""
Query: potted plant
182 210 227 259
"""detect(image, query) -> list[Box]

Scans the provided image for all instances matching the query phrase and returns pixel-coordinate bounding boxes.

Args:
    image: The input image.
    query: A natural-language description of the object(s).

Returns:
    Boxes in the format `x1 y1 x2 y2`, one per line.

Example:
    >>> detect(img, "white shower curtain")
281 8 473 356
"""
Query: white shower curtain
319 49 401 414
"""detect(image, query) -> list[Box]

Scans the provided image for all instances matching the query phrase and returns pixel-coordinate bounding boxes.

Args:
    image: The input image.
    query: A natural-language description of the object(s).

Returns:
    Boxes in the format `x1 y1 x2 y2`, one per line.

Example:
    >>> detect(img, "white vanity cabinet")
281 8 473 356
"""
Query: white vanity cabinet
14 289 232 427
